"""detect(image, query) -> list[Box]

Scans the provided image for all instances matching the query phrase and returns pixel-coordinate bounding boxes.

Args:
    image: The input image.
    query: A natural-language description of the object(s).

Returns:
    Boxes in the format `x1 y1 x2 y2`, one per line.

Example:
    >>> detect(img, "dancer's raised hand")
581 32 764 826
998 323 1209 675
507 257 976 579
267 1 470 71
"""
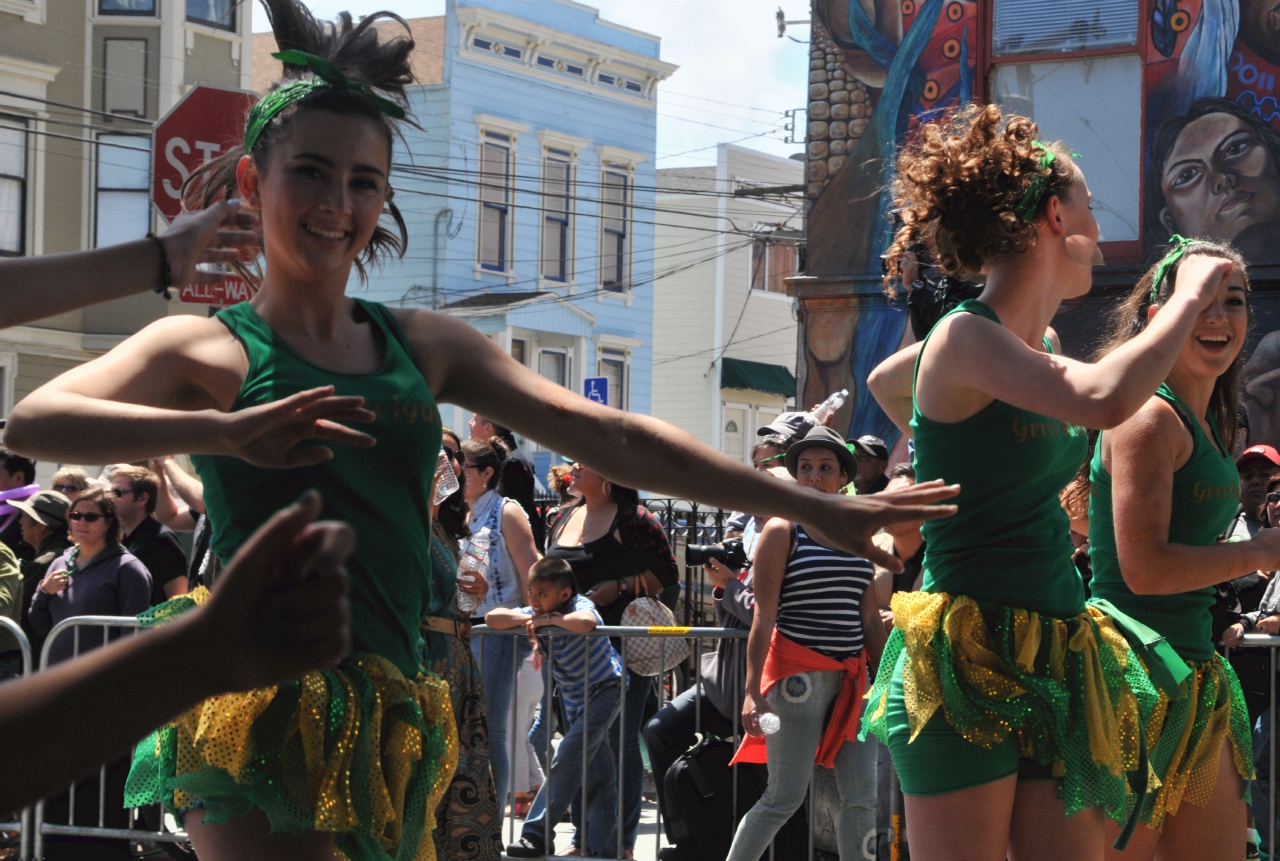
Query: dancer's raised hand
158 199 259 289
218 386 376 468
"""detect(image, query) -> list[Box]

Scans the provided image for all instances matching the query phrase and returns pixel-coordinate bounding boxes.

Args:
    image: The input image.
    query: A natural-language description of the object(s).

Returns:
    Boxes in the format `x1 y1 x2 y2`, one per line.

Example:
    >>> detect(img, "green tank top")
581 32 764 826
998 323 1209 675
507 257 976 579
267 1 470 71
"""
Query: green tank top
912 300 1088 619
192 299 442 678
1088 384 1239 661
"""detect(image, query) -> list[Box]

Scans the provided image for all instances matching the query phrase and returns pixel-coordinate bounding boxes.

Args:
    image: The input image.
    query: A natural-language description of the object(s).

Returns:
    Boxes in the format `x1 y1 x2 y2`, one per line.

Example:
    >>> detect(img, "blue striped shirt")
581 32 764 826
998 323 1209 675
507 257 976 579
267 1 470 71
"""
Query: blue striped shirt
521 594 624 721
775 524 873 659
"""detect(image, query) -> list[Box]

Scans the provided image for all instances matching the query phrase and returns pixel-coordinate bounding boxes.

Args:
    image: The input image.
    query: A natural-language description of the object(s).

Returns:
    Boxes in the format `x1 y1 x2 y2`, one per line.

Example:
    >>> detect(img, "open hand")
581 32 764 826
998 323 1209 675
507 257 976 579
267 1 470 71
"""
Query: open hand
192 491 353 692
219 386 376 468
1172 254 1235 312
158 200 259 289
799 479 959 572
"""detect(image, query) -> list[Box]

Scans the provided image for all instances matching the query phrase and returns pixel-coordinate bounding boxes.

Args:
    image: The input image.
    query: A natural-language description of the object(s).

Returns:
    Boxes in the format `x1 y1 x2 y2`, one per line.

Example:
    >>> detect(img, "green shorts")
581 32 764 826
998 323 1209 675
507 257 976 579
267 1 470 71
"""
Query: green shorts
884 651 1053 796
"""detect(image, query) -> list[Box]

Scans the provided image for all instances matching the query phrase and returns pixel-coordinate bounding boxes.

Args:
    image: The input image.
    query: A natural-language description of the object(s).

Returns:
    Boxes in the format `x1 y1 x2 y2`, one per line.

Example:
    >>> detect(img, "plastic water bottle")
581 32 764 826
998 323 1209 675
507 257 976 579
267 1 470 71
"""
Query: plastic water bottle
810 389 848 426
758 712 781 735
433 451 460 505
456 527 490 616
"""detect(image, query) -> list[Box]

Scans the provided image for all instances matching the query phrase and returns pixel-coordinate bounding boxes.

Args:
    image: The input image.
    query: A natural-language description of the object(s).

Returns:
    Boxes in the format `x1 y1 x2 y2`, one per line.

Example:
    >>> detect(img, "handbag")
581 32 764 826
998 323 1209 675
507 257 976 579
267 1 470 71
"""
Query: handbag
620 576 691 676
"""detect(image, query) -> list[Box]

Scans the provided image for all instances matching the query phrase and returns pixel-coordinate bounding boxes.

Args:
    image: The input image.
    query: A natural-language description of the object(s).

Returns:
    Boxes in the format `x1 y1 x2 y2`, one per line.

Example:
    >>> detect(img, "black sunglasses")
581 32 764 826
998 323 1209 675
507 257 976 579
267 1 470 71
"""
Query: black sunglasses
1269 492 1280 504
110 488 136 498
68 511 103 523
52 484 80 494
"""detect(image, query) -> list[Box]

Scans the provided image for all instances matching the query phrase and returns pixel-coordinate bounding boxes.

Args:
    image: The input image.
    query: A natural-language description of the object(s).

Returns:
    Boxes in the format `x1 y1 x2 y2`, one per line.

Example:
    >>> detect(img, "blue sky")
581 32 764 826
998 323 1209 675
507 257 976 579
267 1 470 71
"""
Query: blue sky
252 0 814 168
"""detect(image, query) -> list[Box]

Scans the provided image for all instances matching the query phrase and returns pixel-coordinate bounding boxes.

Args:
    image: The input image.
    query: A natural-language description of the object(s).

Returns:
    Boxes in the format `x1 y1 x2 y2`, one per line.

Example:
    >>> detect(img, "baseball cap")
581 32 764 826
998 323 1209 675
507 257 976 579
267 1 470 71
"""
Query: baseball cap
1237 445 1280 469
849 435 889 461
10 490 70 527
757 411 816 440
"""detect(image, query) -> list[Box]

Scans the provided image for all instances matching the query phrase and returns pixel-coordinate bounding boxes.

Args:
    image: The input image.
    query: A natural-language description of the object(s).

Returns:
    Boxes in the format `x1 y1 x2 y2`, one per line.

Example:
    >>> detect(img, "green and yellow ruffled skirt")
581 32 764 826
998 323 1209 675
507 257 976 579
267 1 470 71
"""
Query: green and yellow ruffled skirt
861 591 1162 827
1137 655 1252 831
123 589 460 861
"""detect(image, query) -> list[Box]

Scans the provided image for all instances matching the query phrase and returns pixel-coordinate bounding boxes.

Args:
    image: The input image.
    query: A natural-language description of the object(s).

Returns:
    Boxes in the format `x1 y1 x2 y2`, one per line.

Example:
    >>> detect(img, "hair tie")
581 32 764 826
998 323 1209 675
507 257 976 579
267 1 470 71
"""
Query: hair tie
1014 143 1082 223
1149 235 1195 305
244 49 407 150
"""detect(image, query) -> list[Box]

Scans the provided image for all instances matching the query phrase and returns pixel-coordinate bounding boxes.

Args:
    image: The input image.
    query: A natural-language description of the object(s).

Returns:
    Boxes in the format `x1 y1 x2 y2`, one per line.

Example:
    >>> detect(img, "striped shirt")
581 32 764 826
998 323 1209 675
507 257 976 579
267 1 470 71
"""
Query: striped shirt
775 524 873 659
521 594 624 722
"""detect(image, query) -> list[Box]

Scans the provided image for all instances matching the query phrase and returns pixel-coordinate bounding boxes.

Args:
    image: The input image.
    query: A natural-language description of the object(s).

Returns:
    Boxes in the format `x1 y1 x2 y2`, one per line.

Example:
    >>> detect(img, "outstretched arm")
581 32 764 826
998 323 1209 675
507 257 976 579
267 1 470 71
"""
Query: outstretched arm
930 255 1233 430
0 201 255 330
399 311 957 571
0 492 352 811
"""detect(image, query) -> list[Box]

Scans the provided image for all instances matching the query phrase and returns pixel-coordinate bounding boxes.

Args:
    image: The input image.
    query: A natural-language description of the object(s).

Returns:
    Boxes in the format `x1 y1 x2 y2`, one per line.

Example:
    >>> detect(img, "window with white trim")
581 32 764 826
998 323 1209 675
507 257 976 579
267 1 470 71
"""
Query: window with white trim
538 349 568 387
96 133 151 248
0 117 27 258
751 240 799 294
99 0 155 13
187 0 236 30
479 132 513 272
600 166 630 290
598 348 627 410
542 149 573 282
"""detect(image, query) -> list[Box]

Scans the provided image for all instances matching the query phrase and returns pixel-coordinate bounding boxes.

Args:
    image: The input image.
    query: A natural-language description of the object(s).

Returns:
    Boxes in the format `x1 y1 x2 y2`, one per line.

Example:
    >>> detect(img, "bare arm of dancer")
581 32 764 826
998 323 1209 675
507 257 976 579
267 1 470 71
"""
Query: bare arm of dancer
149 458 199 532
0 493 352 811
741 517 789 737
396 311 958 572
919 256 1233 430
0 201 255 330
868 343 919 437
1108 397 1280 595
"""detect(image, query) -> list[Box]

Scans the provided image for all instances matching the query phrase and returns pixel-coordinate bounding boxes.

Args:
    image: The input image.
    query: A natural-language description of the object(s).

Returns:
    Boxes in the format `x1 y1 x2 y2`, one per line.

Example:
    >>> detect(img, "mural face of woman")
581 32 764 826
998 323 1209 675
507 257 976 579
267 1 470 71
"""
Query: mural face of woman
1160 112 1280 243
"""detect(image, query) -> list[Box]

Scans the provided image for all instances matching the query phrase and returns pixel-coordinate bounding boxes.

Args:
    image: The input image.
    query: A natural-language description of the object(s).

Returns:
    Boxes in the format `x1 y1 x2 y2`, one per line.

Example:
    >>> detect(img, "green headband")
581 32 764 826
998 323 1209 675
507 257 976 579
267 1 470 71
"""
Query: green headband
1014 143 1081 223
244 49 407 150
1149 235 1196 305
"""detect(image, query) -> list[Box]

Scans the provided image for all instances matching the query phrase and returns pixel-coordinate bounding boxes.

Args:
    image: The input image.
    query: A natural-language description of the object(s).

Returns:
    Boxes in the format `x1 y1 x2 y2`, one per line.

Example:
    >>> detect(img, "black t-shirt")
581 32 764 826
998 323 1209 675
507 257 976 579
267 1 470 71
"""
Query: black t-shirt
498 441 544 550
124 517 188 607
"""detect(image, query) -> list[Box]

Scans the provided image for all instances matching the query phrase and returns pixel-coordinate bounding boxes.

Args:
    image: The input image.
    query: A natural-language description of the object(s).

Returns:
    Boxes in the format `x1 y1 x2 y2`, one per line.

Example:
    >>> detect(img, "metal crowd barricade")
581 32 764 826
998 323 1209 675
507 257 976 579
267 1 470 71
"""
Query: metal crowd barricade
32 615 190 860
0 616 34 860
1236 633 1280 859
473 622 825 861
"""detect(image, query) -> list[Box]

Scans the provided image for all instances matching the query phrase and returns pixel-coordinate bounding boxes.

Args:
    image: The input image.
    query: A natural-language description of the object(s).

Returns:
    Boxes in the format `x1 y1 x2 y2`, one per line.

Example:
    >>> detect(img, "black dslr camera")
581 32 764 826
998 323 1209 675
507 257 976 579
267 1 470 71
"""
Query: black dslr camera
685 538 748 569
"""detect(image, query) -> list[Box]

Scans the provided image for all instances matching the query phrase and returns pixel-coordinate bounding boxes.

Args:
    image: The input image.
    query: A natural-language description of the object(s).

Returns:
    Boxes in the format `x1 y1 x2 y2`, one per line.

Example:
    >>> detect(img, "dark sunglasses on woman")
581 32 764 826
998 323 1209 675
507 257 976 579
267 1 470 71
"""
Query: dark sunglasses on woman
68 512 102 522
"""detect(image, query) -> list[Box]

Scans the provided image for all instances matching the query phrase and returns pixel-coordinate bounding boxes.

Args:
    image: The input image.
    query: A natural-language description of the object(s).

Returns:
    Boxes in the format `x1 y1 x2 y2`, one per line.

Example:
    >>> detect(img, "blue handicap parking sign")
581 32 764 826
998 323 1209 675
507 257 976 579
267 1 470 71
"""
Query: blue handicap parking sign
583 376 609 406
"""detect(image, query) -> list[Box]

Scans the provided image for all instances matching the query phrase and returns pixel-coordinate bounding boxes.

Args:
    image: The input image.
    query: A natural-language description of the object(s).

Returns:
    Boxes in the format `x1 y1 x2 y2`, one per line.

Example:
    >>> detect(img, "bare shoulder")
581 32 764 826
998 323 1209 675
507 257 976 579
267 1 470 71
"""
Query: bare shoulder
1111 395 1191 463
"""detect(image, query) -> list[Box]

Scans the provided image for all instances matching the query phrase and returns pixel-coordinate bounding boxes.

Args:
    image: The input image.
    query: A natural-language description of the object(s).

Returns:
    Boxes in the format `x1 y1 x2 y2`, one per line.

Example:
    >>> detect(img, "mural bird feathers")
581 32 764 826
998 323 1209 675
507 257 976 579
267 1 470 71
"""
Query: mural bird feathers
1151 0 1181 58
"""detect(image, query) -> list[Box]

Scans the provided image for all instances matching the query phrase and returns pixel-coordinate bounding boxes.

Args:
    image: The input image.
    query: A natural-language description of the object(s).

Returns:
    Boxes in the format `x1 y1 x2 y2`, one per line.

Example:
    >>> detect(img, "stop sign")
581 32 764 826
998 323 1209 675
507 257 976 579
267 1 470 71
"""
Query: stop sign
151 84 258 221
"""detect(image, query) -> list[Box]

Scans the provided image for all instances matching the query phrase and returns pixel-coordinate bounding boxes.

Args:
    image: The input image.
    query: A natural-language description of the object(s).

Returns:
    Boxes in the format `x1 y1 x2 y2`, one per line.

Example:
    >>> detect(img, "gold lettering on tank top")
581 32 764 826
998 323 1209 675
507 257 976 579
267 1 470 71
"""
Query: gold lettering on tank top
366 396 440 427
1011 417 1084 444
1192 481 1240 504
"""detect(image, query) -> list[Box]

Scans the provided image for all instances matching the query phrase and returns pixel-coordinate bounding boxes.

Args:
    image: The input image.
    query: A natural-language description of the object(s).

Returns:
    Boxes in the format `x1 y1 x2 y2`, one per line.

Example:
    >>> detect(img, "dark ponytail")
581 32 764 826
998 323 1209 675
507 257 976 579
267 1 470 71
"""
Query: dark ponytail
184 0 416 286
461 437 509 492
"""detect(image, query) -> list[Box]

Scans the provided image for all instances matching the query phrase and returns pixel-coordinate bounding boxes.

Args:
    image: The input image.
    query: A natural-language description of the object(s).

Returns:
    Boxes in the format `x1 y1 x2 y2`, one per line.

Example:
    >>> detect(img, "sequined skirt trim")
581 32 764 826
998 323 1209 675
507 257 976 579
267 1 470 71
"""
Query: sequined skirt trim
1139 655 1253 830
122 589 460 861
860 591 1160 823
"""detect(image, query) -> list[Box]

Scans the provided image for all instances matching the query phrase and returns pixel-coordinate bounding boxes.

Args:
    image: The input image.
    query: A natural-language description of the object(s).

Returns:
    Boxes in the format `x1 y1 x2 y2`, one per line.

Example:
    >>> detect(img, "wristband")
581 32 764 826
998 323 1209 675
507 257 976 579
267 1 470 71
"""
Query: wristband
147 232 174 300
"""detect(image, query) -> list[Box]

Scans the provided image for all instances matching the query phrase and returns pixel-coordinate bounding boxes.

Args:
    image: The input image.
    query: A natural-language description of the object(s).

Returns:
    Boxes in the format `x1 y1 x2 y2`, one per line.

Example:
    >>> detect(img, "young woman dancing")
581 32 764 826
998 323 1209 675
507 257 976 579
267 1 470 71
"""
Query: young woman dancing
1 3 957 859
861 104 1233 861
1090 239 1262 860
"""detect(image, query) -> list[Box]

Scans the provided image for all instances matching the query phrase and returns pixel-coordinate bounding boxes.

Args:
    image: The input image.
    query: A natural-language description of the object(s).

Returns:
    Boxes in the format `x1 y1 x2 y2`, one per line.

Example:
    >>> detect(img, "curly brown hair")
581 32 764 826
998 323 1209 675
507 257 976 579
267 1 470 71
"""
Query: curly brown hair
183 0 416 288
882 104 1078 295
1094 239 1249 455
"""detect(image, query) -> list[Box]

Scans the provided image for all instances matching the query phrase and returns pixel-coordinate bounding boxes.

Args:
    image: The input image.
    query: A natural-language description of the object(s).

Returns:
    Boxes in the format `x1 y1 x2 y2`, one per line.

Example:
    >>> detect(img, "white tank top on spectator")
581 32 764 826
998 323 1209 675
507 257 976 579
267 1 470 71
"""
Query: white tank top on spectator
467 489 528 615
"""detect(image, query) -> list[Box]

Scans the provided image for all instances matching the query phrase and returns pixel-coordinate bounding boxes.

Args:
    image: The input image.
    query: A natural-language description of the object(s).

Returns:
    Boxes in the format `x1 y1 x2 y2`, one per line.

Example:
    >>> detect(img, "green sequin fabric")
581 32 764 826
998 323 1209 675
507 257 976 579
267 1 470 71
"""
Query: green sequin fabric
861 592 1161 825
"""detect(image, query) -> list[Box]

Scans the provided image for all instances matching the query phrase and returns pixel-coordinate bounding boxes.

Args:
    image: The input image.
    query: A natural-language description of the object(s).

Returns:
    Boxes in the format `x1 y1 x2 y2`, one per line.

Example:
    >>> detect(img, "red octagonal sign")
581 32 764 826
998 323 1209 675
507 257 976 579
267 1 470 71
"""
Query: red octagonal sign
151 84 257 221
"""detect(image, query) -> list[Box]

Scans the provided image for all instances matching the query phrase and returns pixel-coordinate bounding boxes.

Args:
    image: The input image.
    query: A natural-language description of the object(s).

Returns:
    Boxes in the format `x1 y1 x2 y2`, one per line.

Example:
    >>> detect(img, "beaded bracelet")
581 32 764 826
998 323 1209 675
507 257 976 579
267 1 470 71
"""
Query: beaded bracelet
146 232 174 300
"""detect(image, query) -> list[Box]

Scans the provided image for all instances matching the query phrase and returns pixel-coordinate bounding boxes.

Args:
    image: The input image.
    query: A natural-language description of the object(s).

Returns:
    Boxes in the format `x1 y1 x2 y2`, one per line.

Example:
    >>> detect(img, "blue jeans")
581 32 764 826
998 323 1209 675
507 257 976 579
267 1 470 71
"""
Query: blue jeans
523 682 623 856
472 632 531 816
726 670 878 861
580 668 652 850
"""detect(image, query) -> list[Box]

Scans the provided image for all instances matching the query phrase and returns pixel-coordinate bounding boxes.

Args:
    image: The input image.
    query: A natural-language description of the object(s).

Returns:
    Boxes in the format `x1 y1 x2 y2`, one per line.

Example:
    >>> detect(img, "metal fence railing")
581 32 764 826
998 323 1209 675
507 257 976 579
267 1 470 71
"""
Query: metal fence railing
0 616 33 860
32 615 190 860
472 623 783 861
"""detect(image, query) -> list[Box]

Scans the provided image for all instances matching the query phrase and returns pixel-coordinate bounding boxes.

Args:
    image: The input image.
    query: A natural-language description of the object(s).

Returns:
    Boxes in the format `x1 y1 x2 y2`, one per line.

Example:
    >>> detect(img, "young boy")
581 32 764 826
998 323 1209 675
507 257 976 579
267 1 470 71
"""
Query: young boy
486 557 625 858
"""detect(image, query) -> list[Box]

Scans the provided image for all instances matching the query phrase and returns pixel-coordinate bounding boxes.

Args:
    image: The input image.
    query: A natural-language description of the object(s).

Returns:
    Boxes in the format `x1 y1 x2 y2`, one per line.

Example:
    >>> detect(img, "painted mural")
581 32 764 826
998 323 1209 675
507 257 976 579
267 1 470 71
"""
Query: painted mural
1143 1 1280 451
799 0 977 447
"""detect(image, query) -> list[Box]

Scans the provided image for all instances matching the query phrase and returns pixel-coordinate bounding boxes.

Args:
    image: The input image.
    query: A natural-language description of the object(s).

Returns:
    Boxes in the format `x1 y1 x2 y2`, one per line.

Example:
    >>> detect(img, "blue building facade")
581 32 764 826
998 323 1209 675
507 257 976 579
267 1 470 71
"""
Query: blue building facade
366 0 675 478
